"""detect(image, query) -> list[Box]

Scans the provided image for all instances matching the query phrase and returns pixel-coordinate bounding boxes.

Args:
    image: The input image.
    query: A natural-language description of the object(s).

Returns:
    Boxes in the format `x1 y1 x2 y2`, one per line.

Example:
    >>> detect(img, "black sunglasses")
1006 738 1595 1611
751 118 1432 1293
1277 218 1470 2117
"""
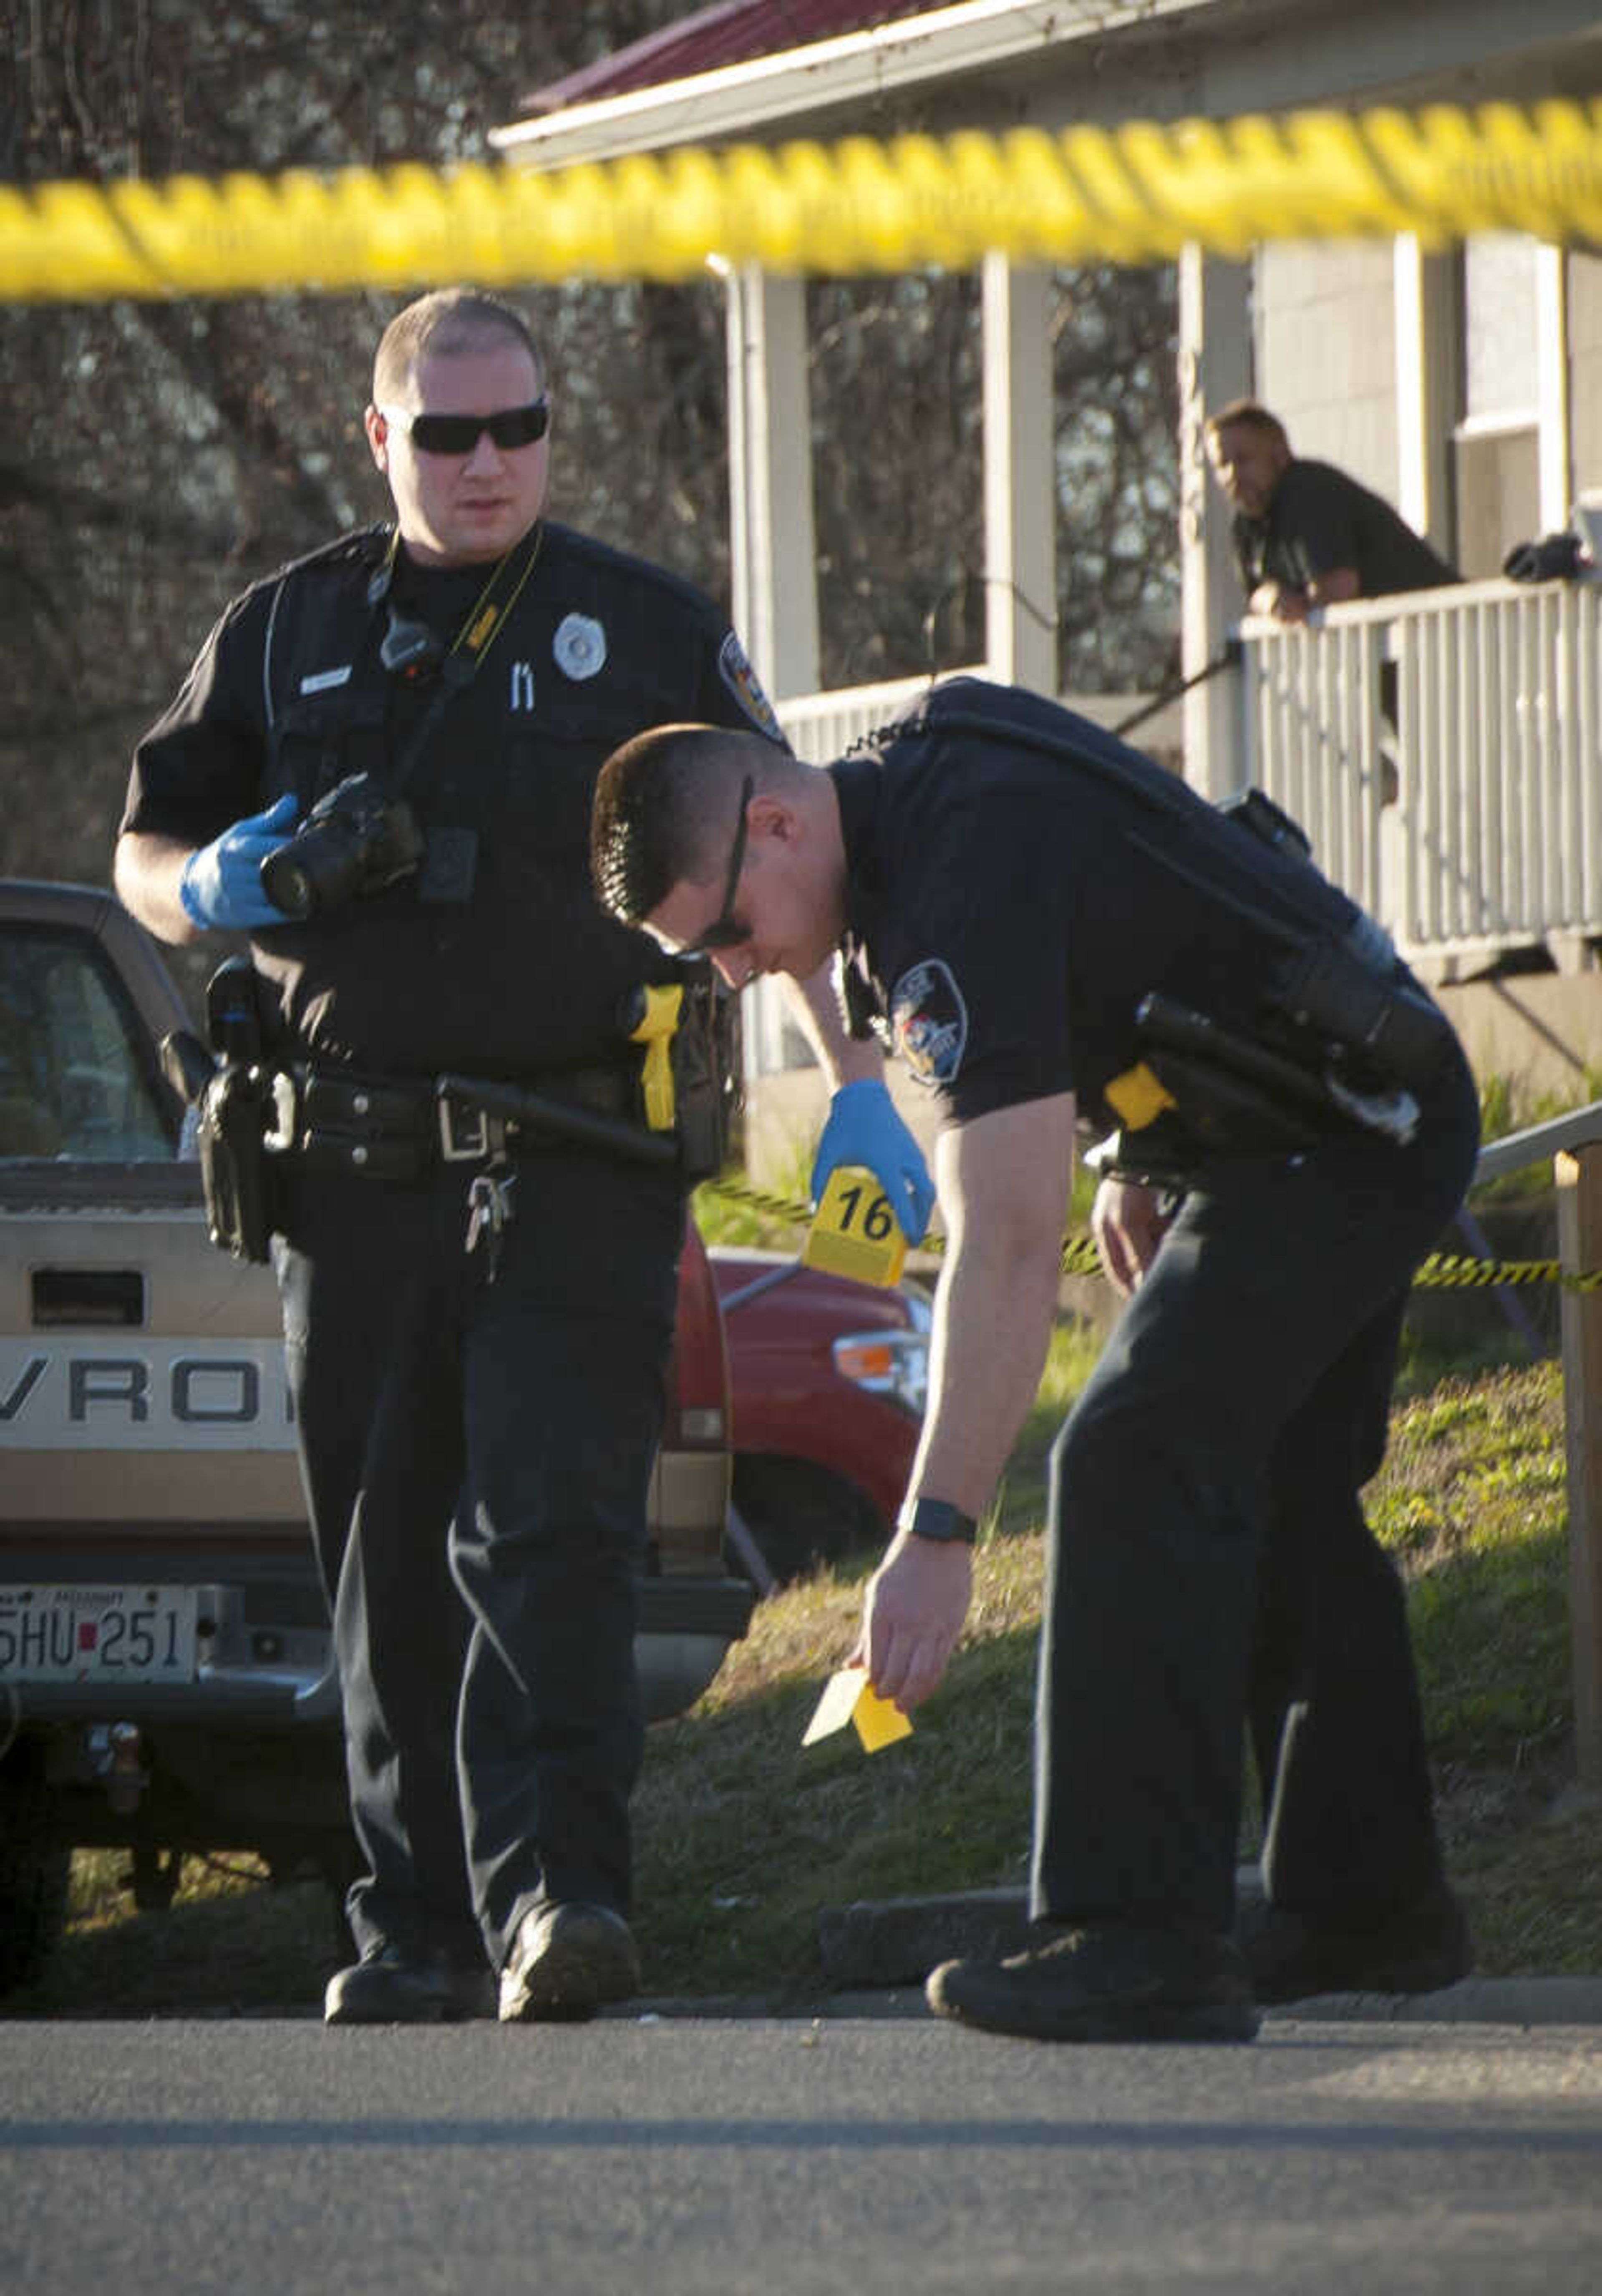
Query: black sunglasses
380 399 550 455
695 776 755 951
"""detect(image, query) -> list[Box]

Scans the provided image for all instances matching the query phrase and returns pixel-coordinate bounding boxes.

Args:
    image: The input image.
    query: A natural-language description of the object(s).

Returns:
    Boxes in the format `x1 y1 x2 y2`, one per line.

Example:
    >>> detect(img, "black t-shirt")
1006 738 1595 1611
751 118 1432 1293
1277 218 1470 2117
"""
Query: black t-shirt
831 678 1365 1134
122 521 780 1076
1232 460 1458 601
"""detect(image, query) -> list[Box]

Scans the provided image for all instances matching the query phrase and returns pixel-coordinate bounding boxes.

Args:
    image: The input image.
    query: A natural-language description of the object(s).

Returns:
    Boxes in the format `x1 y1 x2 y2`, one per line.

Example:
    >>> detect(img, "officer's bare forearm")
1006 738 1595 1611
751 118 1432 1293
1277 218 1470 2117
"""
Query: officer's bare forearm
113 830 206 947
908 1244 1058 1520
783 959 884 1089
901 1096 1074 1520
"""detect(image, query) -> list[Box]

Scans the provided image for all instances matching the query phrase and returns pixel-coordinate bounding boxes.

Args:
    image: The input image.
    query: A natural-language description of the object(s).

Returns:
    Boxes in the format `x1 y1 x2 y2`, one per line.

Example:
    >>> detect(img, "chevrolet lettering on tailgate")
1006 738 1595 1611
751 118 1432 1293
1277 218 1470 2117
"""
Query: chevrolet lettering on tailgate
1 1339 296 1448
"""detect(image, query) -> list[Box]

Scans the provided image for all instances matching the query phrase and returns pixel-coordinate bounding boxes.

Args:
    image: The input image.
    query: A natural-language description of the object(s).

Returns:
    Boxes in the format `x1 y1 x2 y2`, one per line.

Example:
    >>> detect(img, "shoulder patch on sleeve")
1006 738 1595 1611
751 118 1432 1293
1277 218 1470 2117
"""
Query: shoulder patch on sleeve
718 633 784 739
889 959 968 1089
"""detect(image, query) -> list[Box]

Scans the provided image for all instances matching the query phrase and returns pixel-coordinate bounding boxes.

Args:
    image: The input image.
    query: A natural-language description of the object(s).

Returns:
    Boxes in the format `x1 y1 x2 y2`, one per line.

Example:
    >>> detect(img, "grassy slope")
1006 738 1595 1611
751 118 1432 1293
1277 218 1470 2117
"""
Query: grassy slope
10 1318 1601 2013
628 1348 1602 1999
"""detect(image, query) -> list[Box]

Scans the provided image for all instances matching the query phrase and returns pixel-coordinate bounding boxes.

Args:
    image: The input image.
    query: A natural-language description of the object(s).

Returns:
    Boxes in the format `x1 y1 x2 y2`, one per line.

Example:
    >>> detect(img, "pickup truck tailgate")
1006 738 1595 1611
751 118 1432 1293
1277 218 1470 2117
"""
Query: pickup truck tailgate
2 1162 302 1529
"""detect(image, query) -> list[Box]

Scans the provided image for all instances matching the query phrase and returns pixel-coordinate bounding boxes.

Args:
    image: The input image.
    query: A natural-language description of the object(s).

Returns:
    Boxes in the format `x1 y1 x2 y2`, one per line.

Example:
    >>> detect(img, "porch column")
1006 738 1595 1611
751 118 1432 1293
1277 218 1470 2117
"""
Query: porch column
723 261 820 699
981 252 1057 696
1537 244 1572 532
1393 234 1458 556
1178 243 1251 799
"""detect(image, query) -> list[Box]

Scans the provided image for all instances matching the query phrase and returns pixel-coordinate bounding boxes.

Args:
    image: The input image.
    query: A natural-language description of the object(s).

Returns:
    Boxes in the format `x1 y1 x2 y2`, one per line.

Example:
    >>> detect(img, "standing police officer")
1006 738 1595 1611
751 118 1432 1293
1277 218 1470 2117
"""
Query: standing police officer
113 287 924 2026
590 676 1480 2044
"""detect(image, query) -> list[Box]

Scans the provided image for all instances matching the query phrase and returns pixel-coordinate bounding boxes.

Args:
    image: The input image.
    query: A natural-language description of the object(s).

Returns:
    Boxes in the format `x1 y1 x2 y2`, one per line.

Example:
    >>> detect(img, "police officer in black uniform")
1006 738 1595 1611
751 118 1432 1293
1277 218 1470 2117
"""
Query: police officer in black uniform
113 287 927 2027
590 676 1481 2044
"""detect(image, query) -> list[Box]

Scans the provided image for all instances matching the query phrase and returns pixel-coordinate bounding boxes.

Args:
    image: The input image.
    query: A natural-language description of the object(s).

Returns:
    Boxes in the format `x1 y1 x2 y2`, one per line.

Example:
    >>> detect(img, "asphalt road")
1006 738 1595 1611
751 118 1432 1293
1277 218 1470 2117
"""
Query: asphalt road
4 2003 1601 2295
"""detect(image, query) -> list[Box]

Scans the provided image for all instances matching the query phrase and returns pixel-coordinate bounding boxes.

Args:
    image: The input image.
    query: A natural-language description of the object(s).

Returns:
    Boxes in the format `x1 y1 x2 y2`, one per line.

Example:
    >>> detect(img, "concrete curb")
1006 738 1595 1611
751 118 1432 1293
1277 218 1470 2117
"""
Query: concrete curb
1261 1977 1602 2025
811 1881 1602 2025
817 1885 1036 1989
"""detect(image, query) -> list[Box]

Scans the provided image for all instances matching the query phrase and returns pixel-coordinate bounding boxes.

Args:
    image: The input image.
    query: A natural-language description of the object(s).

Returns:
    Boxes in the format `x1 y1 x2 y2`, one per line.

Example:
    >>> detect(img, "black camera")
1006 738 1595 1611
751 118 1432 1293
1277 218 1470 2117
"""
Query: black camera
259 773 425 920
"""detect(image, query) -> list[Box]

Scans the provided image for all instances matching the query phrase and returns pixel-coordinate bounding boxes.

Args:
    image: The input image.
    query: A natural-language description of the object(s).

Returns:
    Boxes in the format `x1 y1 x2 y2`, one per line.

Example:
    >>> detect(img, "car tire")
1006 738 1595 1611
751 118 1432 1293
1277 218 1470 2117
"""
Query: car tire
729 1455 887 1588
0 1761 72 1997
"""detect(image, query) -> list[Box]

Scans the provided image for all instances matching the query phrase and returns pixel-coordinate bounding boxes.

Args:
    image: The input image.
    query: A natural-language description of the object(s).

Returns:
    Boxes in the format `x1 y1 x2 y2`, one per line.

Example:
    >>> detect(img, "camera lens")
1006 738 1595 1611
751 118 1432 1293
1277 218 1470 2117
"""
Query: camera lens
260 846 317 921
257 776 423 918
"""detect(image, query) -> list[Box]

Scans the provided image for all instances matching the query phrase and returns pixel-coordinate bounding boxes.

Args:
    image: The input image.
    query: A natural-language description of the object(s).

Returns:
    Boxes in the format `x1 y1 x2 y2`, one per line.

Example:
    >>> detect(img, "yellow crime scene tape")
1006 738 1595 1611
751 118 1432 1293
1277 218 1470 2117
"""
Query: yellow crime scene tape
1 98 1601 301
698 1175 1602 1294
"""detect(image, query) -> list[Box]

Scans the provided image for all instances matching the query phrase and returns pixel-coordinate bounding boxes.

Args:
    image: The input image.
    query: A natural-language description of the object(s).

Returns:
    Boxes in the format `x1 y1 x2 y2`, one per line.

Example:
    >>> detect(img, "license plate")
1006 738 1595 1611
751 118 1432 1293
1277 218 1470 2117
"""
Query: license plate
0 1585 198 1683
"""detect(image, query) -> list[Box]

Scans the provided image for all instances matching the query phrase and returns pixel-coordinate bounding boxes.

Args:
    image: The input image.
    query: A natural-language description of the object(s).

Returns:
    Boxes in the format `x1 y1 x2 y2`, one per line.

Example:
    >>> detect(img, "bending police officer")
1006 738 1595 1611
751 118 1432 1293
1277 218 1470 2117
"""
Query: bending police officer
589 677 1479 2044
113 287 926 2027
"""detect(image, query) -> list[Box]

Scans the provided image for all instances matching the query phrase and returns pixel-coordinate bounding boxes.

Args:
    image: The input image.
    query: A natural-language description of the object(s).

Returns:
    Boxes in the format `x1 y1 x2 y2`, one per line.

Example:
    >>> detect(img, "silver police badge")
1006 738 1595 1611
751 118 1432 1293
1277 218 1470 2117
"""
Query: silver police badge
553 613 606 681
889 959 968 1089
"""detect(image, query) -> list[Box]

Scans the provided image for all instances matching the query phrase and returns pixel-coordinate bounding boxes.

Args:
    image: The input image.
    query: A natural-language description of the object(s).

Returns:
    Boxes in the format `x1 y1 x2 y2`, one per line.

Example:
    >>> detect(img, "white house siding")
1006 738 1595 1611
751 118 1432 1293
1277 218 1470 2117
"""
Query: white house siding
1254 239 1403 499
1569 251 1602 505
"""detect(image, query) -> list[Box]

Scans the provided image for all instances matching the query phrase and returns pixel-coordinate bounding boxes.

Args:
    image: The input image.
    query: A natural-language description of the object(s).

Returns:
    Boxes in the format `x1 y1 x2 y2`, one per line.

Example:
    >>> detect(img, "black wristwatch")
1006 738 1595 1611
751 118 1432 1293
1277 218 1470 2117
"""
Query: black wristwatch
900 1497 979 1547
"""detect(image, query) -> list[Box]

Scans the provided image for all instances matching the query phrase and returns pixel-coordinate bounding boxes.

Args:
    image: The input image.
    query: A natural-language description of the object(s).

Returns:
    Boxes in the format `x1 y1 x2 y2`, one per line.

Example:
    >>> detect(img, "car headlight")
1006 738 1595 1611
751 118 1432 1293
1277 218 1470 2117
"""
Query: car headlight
831 1290 931 1418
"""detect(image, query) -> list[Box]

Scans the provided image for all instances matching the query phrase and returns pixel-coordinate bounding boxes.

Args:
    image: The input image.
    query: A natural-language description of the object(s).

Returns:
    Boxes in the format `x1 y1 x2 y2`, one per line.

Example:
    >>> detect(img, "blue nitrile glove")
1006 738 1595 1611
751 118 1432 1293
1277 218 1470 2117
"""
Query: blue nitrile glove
178 795 300 930
811 1078 935 1245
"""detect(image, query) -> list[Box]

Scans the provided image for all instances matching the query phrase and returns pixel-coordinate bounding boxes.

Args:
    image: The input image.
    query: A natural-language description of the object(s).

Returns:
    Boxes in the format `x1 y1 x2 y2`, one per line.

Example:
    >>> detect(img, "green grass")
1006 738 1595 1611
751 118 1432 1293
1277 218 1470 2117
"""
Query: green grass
624 1347 1599 1997
1471 1064 1602 1205
693 1137 819 1250
9 1326 1600 2015
1371 1366 1572 1765
20 1849 338 2017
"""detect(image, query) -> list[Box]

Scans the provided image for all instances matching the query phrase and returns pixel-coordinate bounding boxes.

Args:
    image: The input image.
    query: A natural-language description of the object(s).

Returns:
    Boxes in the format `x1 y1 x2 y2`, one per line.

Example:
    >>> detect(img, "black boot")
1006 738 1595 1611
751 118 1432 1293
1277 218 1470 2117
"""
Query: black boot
1238 1879 1472 2003
927 1921 1260 2043
498 1902 640 2024
325 1943 496 2025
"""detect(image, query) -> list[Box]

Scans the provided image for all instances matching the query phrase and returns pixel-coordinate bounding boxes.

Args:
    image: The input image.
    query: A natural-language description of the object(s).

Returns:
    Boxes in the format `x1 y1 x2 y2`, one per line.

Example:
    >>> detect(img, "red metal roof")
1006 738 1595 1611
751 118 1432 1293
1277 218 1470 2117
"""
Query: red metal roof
518 3 940 117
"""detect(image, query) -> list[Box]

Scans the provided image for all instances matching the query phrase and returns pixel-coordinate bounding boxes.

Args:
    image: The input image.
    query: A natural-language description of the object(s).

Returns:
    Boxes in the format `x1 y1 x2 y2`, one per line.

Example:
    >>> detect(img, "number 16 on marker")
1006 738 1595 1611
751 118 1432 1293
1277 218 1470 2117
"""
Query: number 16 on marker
801 1166 908 1288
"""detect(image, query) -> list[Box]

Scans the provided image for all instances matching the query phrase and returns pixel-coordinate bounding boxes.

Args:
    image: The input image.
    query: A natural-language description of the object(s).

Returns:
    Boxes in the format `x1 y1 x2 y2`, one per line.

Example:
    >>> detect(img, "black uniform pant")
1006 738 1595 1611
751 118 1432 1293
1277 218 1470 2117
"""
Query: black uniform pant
1031 1040 1481 1936
275 1144 681 1972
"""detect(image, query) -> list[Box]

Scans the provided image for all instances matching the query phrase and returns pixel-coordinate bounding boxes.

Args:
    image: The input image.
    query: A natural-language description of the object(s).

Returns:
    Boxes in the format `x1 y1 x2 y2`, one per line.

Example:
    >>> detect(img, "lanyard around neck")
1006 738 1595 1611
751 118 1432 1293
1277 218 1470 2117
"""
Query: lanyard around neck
371 522 544 799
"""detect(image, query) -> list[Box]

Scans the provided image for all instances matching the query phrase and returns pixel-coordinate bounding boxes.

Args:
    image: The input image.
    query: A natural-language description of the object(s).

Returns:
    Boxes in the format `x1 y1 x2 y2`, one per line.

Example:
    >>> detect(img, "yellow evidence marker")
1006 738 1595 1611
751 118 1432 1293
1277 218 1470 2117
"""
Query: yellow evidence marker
801 1166 907 1288
801 1667 913 1753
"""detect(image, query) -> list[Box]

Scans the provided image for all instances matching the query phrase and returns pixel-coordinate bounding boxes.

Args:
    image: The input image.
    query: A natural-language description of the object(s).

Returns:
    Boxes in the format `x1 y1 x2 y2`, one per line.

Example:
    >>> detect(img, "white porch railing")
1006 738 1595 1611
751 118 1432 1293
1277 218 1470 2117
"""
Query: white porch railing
754 590 1602 1079
1239 577 1602 978
775 668 984 764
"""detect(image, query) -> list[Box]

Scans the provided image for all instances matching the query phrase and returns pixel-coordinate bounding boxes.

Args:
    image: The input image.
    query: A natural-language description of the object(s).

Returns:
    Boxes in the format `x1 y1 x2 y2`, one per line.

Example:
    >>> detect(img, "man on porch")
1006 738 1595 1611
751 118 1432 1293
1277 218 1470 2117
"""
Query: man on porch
1207 400 1460 624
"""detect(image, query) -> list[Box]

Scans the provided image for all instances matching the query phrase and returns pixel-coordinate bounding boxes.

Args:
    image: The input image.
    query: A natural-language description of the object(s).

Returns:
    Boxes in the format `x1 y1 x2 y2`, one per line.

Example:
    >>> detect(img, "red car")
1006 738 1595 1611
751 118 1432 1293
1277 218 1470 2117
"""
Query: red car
711 1245 929 1588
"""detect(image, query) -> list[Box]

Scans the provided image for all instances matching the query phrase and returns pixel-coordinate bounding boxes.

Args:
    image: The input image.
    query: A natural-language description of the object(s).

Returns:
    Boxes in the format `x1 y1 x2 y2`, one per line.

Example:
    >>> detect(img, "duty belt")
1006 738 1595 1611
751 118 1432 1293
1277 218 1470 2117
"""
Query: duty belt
278 1062 648 1181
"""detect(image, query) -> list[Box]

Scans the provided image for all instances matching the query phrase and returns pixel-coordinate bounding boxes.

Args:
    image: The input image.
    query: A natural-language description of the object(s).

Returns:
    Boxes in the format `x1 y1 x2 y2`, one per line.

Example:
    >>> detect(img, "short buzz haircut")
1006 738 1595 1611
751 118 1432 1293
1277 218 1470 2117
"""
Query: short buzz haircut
372 287 542 407
592 724 788 925
1204 399 1290 452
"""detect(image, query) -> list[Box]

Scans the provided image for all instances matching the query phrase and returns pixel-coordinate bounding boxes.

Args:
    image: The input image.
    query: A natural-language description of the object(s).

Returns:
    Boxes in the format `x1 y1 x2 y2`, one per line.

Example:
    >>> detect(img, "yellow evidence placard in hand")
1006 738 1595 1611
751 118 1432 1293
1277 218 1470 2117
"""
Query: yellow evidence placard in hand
801 1167 908 1288
801 1667 913 1753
